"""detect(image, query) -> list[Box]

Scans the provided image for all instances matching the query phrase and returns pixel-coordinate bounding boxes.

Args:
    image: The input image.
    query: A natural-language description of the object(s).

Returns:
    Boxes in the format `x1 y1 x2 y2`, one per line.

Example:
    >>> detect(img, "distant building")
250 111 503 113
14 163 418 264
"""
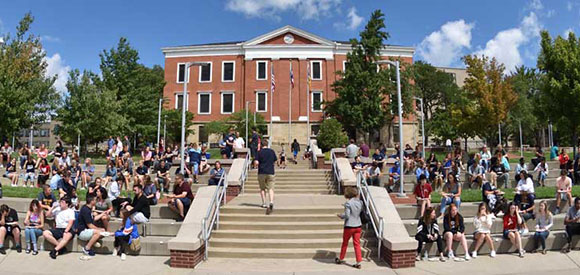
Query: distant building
15 120 61 149
437 67 468 87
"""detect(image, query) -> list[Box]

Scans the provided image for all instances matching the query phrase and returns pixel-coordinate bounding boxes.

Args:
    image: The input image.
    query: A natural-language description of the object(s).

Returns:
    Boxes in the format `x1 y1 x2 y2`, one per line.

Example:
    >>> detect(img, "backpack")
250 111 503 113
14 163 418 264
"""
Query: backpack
359 199 371 225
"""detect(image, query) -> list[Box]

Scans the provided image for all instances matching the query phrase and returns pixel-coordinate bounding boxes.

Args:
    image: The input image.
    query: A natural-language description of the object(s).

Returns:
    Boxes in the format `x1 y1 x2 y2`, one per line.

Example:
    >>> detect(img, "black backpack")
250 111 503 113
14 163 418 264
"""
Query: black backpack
360 199 371 225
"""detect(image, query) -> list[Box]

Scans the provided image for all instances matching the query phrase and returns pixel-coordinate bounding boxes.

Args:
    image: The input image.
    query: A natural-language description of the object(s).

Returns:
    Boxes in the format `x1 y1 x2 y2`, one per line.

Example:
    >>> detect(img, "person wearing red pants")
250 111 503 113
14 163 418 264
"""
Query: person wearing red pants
335 186 363 269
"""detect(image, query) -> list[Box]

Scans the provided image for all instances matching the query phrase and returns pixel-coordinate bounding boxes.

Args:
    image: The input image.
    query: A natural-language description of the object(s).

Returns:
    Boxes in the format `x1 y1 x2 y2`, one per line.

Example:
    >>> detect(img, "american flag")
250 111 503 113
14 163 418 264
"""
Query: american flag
271 62 275 93
290 62 294 89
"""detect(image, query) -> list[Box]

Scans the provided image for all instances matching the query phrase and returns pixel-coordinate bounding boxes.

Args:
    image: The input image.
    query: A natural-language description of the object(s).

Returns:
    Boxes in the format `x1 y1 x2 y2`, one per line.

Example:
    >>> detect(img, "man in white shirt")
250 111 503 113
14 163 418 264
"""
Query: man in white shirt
234 132 245 149
43 197 76 259
345 139 359 159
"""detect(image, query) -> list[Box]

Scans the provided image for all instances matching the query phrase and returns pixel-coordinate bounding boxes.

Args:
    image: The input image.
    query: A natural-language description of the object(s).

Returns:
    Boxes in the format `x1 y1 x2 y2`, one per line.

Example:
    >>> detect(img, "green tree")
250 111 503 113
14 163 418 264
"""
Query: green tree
325 9 414 145
538 30 580 155
161 109 195 145
205 110 268 137
317 118 349 152
58 70 125 151
0 13 60 139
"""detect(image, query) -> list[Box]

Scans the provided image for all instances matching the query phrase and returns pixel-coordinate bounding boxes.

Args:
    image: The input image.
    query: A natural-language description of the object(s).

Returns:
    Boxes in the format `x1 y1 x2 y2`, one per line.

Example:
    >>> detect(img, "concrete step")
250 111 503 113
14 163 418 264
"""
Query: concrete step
221 206 342 215
209 238 378 249
246 177 332 182
243 189 335 194
207 246 374 259
219 221 343 231
245 181 331 186
220 213 341 222
211 229 348 239
243 184 332 190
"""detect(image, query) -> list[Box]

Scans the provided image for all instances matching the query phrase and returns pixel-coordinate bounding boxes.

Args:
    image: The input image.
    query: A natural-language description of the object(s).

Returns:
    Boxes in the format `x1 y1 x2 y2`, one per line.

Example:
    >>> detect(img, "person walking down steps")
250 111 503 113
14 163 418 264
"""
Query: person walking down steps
255 139 277 215
335 187 363 269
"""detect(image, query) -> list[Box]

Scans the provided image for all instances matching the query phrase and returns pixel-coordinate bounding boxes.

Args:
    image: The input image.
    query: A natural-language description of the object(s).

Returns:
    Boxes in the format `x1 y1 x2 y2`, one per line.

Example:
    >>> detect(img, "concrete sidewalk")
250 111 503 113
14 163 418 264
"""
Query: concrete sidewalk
0 250 579 275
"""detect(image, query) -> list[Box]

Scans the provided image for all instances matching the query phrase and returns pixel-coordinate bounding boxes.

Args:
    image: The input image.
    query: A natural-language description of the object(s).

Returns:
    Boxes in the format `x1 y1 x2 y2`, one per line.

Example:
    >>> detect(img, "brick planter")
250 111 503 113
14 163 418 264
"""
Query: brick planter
170 245 205 268
227 185 241 197
381 246 415 269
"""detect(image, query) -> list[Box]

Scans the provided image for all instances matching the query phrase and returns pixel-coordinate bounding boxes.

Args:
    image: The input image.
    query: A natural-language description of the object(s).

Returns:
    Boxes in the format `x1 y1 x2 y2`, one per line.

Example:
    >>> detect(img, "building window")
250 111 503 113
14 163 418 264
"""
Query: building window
342 61 347 72
177 63 186 83
256 61 267 80
312 91 323 112
175 93 188 110
311 125 321 136
198 93 211 114
311 61 322 80
33 130 39 137
256 91 267 112
40 130 49 137
221 92 234 114
222 61 235 82
199 62 212 83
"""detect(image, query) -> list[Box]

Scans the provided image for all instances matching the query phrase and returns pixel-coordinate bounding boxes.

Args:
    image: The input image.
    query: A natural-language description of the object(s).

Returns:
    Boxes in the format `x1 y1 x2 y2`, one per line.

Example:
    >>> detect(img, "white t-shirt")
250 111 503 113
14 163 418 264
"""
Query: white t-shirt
445 139 452 146
234 137 245 149
346 144 358 158
55 208 75 229
516 177 535 194
108 181 120 200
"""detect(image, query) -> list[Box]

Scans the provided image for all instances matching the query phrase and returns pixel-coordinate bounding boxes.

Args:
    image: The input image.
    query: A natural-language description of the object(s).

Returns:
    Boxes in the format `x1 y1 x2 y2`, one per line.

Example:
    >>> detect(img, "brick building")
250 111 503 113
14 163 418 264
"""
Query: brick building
162 25 416 146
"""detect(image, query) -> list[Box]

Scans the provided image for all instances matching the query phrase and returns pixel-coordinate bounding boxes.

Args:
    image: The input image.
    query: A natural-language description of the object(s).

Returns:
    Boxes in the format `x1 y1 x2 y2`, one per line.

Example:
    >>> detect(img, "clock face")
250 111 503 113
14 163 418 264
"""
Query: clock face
284 34 294 44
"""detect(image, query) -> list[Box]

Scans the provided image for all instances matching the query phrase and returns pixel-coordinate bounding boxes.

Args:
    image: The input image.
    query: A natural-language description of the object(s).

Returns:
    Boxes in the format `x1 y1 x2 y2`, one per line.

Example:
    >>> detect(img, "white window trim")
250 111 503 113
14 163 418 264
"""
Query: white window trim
310 60 322 80
197 92 212 115
220 91 235 114
255 91 267 112
198 62 212 83
176 63 190 83
174 92 189 110
221 61 235 82
311 91 323 112
256 61 268 81
342 60 346 72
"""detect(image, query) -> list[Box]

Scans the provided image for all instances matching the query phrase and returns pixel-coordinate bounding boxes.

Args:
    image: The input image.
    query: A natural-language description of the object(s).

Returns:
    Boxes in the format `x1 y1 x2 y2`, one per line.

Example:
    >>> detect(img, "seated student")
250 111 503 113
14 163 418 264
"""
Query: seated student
514 170 535 207
439 174 461 217
563 197 580 253
415 160 429 183
143 175 158 206
415 207 446 262
351 156 366 174
23 157 36 188
429 161 445 191
489 157 507 188
413 175 432 218
81 158 95 190
516 189 535 236
37 185 57 219
93 187 112 231
443 203 470 261
175 161 194 185
372 149 386 171
37 158 51 187
472 202 496 258
555 169 573 215
0 204 22 254
208 161 225 186
103 160 117 185
4 158 18 187
24 199 44 255
467 161 485 189
533 157 549 187
366 162 381 186
481 180 505 215
167 174 194 221
156 159 170 193
199 152 211 175
76 195 105 257
133 160 148 186
43 197 76 259
88 177 103 196
387 161 401 193
515 157 529 182
57 171 76 199
108 179 130 218
533 201 553 254
121 184 150 224
503 202 525 258
113 208 140 261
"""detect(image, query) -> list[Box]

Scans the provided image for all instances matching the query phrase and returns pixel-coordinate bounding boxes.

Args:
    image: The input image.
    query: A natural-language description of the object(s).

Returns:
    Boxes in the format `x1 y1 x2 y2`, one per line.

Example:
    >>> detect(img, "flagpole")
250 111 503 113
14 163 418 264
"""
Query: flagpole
269 61 273 147
307 63 310 146
289 60 292 145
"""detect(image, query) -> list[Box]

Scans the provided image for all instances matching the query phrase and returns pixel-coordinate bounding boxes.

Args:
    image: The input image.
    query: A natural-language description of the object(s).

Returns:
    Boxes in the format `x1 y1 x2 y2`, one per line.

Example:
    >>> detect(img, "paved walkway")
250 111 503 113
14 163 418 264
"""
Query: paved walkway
1 249 579 275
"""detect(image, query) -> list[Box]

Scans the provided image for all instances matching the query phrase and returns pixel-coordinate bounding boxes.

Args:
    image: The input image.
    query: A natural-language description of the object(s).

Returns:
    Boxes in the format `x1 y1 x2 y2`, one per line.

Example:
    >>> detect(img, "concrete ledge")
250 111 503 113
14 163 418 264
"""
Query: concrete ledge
168 185 217 268
336 158 356 187
234 147 249 159
368 186 416 268
332 148 346 158
226 158 246 187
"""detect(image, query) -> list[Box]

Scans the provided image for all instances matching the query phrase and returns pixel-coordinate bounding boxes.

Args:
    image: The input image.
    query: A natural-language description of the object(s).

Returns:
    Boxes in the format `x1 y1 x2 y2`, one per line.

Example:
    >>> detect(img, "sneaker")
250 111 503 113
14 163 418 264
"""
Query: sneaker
32 250 38 256
25 248 31 254
448 251 455 259
49 249 57 259
519 250 525 258
112 248 118 257
439 256 446 262
542 249 547 255
490 250 496 258
0 247 5 255
415 255 421 261
15 245 22 253
82 246 95 256
59 247 68 255
94 241 102 248
266 203 274 215
464 254 471 261
260 204 267 209
554 208 560 215
121 253 126 261
471 251 477 258
423 250 429 261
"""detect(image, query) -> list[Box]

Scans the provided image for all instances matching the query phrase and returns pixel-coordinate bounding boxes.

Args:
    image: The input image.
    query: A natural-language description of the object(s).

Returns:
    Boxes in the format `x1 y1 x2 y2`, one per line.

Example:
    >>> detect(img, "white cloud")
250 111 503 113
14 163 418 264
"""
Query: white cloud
474 12 541 72
564 28 574 38
529 0 543 10
333 7 363 31
44 53 70 94
225 0 341 21
41 35 61 43
417 20 474 67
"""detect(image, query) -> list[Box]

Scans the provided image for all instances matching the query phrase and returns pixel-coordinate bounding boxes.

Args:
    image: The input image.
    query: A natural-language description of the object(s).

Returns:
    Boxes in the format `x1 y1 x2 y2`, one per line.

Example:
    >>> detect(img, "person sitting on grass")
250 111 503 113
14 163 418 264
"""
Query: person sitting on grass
43 196 75 259
533 157 549 187
24 199 44 255
555 169 573 215
472 202 496 258
208 161 225 186
503 202 525 258
0 204 22 254
443 203 470 261
113 208 140 261
413 175 432 218
23 157 36 188
76 195 105 257
37 185 57 219
532 201 553 254
167 174 194 222
415 207 445 262
81 158 95 190
439 174 461 218
563 197 580 253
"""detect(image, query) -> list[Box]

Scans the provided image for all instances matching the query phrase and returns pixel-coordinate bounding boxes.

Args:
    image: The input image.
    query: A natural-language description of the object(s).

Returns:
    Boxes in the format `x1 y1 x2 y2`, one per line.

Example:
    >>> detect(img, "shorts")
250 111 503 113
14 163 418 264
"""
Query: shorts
503 229 514 240
158 177 166 186
24 173 35 181
1 225 20 237
78 229 94 241
258 174 275 191
191 162 199 175
176 197 191 208
49 228 72 240
558 192 569 201
130 212 149 224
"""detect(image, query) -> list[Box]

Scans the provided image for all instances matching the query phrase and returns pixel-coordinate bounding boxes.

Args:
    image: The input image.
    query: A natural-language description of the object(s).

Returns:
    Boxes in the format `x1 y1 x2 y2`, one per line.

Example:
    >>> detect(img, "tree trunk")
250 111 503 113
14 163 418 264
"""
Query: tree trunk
464 137 468 155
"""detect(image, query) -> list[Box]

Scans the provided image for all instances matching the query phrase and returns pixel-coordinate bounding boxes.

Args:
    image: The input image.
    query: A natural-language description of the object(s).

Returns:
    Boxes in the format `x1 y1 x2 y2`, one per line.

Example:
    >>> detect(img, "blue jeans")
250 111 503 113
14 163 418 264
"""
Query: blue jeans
534 231 549 250
25 228 43 246
440 196 461 215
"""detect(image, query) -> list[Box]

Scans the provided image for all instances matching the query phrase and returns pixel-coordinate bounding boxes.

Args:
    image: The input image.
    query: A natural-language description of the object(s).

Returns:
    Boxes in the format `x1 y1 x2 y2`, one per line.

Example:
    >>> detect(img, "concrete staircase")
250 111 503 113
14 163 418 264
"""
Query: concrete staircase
244 169 334 194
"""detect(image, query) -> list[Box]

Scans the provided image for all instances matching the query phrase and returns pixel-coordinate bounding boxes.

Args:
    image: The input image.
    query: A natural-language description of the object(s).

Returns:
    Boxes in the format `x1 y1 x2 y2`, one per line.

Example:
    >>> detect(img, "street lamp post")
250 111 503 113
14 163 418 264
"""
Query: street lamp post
376 60 405 198
180 62 208 175
156 98 163 147
413 96 426 160
245 101 255 149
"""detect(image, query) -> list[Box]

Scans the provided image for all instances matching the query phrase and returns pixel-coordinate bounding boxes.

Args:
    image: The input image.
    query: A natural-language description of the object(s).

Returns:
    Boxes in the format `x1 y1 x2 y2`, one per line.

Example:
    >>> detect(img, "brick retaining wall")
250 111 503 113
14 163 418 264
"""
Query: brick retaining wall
170 245 205 268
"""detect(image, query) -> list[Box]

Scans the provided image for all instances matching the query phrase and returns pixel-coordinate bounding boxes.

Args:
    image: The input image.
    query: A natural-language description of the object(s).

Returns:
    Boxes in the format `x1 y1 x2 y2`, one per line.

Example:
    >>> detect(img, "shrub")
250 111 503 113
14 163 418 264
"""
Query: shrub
317 118 348 152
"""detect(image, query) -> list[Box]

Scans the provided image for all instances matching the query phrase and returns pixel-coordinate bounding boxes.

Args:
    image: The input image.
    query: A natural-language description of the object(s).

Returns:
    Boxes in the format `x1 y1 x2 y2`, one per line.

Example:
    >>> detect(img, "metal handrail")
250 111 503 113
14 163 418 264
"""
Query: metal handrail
356 171 384 259
330 150 342 195
201 171 228 260
240 151 251 194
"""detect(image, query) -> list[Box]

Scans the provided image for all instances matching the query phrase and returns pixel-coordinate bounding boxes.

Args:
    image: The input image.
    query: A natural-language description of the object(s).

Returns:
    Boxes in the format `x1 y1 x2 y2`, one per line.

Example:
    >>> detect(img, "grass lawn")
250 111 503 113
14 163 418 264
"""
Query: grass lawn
429 186 580 203
1 185 133 201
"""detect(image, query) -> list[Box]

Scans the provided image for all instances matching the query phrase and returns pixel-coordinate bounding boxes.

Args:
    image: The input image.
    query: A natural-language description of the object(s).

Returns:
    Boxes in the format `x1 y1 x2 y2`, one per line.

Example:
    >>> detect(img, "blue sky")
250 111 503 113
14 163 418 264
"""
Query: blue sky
1 0 579 92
